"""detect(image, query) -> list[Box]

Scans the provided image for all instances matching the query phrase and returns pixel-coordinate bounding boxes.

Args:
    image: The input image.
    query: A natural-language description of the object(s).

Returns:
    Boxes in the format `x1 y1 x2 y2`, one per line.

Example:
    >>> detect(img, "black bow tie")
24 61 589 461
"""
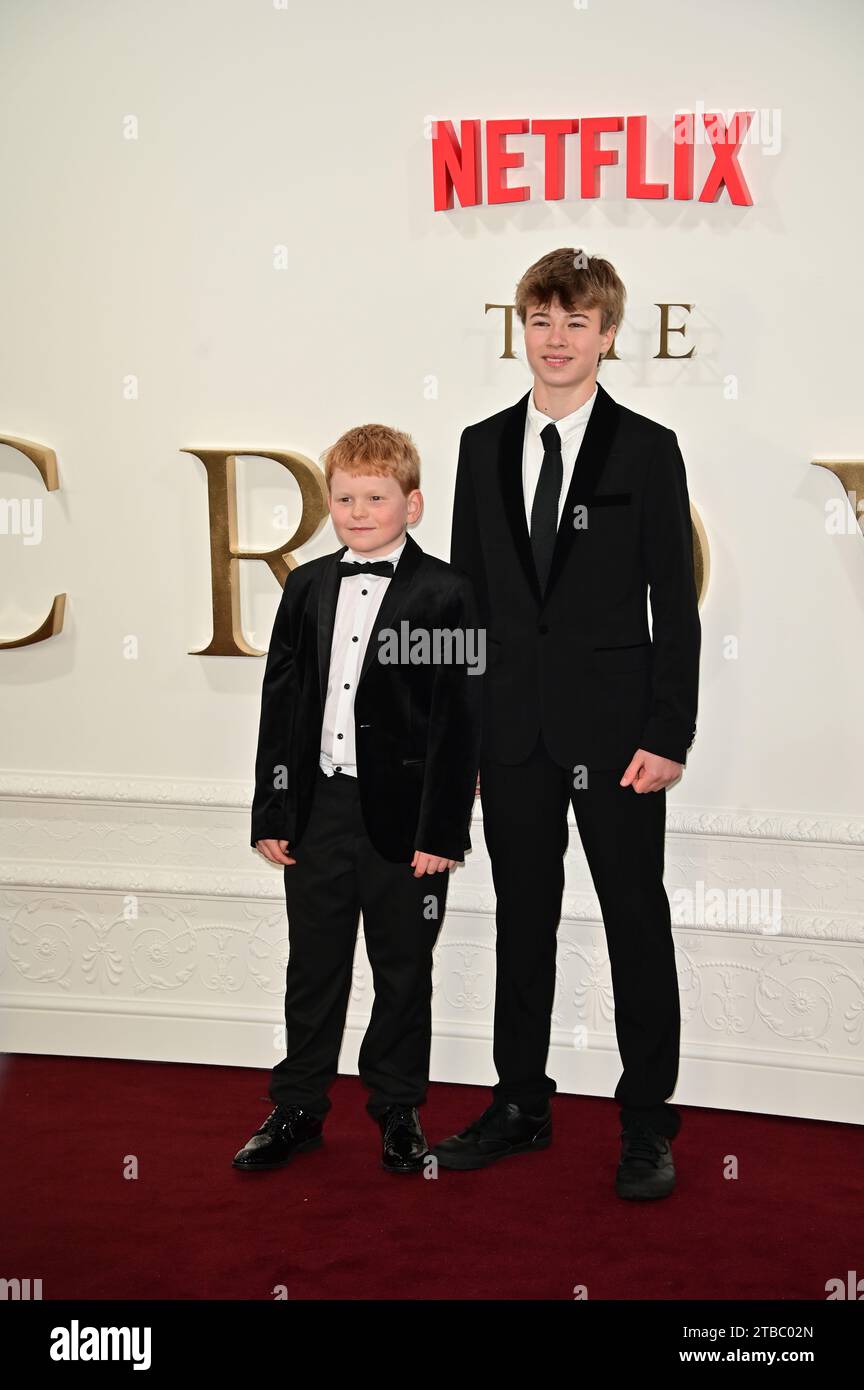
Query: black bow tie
337 559 395 578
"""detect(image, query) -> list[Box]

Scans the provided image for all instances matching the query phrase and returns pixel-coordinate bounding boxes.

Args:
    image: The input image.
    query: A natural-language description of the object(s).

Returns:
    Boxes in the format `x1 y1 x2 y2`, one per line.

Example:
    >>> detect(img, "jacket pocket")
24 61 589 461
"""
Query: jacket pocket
591 641 652 673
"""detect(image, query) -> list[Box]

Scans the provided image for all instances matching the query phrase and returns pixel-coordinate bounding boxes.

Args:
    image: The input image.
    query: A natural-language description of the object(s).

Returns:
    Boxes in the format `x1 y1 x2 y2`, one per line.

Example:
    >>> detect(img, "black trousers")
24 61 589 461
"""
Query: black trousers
269 767 448 1120
480 732 682 1139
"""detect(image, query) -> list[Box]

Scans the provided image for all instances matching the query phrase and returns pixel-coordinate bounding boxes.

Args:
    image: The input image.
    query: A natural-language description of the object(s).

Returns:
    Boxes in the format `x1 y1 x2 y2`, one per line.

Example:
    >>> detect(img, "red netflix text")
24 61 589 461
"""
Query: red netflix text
431 113 755 210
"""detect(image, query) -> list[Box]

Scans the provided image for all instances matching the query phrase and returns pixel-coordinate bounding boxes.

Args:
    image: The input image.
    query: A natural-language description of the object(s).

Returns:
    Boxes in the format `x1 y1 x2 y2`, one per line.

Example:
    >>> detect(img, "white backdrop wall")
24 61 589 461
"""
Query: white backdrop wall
1 0 862 1123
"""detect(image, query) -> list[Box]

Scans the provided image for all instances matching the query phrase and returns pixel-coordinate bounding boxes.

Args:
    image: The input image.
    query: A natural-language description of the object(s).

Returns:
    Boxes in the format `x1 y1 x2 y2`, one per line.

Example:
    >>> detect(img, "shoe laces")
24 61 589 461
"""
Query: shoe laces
622 1123 667 1167
262 1104 303 1134
463 1100 510 1137
382 1106 417 1140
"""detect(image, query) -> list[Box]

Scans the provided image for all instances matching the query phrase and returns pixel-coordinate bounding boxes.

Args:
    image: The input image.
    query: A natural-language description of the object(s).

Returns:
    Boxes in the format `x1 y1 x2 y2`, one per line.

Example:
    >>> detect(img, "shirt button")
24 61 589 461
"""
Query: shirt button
352 635 359 642
361 589 368 595
337 733 343 739
335 766 341 772
344 683 350 689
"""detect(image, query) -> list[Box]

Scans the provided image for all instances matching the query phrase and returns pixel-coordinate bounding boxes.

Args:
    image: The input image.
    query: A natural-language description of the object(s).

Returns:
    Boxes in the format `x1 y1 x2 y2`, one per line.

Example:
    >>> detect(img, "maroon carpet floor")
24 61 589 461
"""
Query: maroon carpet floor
1 1054 861 1301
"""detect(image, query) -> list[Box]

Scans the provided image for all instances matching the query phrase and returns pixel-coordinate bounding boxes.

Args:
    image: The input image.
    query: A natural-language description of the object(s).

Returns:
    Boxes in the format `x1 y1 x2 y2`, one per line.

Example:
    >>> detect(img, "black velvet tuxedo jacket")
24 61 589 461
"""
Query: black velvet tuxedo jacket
250 532 481 863
450 380 701 770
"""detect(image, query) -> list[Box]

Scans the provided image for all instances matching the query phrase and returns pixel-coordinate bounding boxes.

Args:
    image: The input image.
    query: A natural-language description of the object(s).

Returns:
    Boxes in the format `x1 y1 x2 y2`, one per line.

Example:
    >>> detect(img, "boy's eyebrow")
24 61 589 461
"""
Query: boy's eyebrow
529 308 590 317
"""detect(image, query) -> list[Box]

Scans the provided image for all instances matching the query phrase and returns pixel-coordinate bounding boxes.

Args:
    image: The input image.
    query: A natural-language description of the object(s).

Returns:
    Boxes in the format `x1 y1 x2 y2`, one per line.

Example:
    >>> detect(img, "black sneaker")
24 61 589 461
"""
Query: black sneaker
430 1100 552 1171
615 1121 676 1200
232 1104 323 1171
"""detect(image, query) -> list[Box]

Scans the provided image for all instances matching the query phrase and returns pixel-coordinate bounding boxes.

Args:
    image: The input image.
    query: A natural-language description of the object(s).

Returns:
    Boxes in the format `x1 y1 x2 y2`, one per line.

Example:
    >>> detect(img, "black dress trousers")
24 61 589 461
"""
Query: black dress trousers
269 767 448 1119
479 732 682 1139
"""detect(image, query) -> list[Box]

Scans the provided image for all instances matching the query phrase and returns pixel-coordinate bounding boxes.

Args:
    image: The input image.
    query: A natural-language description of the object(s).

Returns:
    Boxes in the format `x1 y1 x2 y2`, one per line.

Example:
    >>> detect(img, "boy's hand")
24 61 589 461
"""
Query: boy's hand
619 749 683 793
411 850 457 877
256 838 297 866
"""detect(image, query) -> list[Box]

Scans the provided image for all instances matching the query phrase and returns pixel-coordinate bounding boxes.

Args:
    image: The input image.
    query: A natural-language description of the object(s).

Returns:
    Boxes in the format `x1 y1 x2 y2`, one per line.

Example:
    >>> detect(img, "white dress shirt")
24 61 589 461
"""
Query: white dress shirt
319 536 407 778
522 383 598 529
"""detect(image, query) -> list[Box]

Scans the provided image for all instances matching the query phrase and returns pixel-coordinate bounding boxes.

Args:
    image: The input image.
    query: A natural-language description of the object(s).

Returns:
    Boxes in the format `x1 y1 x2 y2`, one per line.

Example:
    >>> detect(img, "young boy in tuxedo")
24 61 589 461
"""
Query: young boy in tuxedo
234 423 482 1174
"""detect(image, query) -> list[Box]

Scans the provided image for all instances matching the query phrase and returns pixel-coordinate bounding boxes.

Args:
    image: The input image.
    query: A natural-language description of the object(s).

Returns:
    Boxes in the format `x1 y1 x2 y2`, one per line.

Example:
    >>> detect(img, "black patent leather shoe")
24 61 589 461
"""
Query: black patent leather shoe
615 1121 676 1200
232 1104 323 1171
430 1100 552 1170
377 1105 429 1173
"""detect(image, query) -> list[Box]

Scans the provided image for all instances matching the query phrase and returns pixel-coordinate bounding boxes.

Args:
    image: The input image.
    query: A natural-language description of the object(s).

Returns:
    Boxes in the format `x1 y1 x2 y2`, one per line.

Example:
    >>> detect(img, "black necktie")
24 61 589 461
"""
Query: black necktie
337 559 395 579
530 421 563 590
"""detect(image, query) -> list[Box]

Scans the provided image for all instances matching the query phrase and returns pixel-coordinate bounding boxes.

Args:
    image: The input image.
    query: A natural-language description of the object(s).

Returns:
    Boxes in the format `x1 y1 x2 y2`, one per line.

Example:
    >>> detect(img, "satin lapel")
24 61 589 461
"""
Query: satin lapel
356 531 424 686
497 390 542 604
317 547 347 708
543 380 621 598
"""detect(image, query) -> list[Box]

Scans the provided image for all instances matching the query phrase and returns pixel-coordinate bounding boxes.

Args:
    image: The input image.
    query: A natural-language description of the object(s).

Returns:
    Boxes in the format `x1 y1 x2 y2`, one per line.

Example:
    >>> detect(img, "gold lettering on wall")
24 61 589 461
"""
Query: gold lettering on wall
181 447 328 657
0 434 66 648
691 504 709 605
485 303 517 359
654 304 695 359
485 301 694 361
812 459 864 536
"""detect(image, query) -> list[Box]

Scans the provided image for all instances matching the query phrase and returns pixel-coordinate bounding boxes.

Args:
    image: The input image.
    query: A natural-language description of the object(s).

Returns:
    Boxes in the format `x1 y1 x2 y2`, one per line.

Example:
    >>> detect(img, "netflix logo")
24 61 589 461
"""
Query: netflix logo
431 112 755 210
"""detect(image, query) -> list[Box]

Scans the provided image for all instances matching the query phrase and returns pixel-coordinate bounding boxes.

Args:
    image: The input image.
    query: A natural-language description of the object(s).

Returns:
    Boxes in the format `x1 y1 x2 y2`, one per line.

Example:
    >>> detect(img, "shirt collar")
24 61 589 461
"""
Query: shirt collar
527 383 598 443
345 535 407 566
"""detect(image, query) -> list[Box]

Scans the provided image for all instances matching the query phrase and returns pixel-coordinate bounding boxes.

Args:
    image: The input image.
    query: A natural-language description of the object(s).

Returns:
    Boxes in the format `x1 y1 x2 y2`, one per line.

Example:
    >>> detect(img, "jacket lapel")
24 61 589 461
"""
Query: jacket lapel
356 531 423 686
316 546 344 708
544 379 621 596
316 532 423 706
498 390 542 603
497 380 621 604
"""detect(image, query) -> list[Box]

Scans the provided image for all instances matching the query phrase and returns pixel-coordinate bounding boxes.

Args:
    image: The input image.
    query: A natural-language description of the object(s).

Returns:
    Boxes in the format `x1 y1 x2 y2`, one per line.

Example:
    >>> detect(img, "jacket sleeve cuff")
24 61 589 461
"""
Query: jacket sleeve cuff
638 720 693 766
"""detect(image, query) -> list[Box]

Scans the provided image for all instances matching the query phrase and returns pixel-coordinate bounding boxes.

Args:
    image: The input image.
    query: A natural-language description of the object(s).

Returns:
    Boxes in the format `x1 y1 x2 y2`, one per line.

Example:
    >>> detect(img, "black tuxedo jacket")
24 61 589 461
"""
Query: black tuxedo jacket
450 380 701 770
250 532 481 863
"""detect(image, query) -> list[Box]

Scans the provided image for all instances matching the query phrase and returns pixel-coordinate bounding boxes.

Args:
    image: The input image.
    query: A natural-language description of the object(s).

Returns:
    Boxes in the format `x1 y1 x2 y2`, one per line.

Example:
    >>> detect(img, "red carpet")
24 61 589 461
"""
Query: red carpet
1 1054 861 1301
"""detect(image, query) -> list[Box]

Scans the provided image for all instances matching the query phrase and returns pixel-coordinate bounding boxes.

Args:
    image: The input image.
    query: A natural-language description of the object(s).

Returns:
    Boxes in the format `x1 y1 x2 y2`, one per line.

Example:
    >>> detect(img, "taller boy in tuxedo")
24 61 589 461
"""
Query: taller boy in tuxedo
235 424 481 1175
433 249 701 1199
